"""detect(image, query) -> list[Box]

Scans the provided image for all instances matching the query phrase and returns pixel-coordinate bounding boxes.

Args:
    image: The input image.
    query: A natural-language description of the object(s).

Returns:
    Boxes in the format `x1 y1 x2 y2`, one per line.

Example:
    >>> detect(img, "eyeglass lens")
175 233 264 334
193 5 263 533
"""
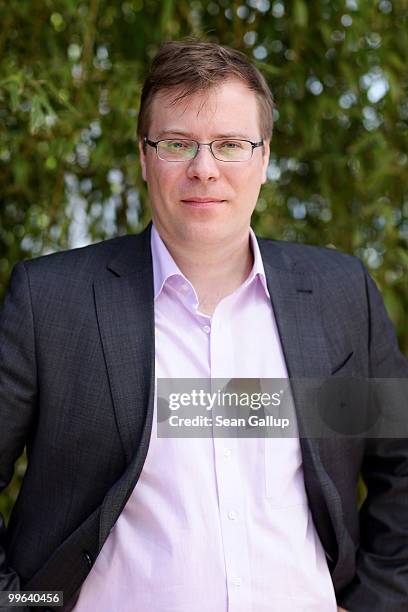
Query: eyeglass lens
157 140 253 162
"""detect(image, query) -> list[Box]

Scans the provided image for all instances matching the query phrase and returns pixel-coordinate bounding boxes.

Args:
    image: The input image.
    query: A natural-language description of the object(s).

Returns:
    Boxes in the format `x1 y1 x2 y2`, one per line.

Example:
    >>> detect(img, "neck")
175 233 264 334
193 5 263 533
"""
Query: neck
156 227 254 316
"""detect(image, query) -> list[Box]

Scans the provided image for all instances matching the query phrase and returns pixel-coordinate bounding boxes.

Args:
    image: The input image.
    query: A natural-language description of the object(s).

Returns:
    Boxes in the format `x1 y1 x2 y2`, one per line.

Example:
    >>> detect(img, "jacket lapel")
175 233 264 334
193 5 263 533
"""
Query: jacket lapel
93 225 155 465
257 237 347 572
257 237 332 377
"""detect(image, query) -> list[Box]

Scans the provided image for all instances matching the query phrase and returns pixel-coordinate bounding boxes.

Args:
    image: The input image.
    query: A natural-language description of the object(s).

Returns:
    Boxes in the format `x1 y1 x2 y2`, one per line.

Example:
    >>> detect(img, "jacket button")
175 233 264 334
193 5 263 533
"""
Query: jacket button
83 551 93 568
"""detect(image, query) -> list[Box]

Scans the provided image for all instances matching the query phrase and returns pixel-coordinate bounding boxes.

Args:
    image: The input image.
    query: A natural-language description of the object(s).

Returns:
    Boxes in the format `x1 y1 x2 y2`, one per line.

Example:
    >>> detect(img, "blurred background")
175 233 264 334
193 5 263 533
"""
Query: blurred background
1 0 407 518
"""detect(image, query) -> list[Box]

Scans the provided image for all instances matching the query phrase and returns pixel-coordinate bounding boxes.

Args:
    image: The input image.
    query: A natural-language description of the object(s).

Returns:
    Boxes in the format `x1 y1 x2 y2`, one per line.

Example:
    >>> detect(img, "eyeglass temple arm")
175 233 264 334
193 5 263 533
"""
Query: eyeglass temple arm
143 137 158 149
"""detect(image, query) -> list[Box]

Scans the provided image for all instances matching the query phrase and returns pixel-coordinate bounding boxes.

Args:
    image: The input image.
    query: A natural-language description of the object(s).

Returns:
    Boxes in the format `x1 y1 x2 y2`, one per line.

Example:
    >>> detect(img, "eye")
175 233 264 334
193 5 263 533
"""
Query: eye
164 140 191 150
218 140 244 150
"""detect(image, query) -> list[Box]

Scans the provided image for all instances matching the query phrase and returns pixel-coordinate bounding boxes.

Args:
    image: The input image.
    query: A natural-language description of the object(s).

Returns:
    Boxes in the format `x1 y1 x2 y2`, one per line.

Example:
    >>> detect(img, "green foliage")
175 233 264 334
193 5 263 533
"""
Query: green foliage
1 0 407 518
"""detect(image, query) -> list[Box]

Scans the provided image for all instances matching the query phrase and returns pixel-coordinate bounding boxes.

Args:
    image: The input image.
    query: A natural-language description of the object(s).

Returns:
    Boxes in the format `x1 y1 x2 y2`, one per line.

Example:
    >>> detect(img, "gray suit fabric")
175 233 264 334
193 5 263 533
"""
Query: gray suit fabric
0 224 407 611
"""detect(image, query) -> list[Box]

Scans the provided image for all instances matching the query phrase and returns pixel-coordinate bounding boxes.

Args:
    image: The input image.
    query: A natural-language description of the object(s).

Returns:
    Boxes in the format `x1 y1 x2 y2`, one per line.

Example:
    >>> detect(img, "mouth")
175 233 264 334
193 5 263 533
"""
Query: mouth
181 198 226 207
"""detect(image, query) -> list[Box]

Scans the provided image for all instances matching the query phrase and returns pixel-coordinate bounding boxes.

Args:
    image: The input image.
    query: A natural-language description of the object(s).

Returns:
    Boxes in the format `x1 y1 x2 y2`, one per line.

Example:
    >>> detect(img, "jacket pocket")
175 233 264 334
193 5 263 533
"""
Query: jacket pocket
330 351 354 375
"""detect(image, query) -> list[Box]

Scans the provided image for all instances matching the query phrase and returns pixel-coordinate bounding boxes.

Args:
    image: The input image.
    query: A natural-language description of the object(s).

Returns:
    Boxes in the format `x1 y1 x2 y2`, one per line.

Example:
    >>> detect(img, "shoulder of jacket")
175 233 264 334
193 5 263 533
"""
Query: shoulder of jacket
22 234 139 279
256 235 364 277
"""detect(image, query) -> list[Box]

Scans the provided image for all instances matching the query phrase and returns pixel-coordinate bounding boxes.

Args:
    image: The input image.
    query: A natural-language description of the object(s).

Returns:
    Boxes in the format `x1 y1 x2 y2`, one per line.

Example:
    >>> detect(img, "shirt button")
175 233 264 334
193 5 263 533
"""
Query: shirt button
203 325 211 334
231 576 242 587
223 448 232 458
228 510 238 521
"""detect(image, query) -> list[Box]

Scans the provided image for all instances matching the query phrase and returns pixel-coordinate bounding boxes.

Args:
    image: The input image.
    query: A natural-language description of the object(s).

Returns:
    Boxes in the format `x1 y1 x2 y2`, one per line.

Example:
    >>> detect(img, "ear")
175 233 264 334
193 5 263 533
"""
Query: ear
138 138 147 182
261 140 270 185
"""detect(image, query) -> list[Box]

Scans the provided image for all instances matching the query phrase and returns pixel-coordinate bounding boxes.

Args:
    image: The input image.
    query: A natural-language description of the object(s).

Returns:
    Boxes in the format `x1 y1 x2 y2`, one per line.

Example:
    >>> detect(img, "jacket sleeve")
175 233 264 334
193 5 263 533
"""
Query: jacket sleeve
338 263 408 611
0 262 38 605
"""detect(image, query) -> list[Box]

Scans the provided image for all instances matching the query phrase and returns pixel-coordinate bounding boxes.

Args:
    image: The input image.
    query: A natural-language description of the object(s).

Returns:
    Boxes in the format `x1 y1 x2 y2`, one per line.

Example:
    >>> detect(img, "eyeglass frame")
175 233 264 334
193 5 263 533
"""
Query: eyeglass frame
143 136 264 162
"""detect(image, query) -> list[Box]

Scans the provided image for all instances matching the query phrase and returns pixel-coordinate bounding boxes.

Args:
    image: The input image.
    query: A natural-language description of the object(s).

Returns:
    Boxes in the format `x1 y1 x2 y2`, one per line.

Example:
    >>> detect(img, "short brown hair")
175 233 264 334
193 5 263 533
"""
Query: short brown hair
137 39 274 142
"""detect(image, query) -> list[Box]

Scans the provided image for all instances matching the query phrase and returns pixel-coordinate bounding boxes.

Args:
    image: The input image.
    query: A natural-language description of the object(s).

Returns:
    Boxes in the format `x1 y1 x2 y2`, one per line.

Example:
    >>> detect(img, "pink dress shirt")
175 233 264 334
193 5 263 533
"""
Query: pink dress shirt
73 224 337 611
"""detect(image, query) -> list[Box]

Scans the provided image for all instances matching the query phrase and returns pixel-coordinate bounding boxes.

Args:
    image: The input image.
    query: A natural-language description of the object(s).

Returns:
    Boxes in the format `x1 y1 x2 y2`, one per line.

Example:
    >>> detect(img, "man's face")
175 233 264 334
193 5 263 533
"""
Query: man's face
139 79 270 248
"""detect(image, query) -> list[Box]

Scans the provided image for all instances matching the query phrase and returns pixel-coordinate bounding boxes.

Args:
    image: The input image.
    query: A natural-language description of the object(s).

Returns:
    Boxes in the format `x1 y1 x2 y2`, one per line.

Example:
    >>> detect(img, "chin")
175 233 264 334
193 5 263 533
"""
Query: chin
180 222 235 246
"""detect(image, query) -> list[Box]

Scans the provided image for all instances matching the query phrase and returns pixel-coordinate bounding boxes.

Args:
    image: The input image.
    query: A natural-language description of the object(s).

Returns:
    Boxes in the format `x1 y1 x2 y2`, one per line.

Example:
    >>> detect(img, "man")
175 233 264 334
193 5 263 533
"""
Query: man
0 39 407 612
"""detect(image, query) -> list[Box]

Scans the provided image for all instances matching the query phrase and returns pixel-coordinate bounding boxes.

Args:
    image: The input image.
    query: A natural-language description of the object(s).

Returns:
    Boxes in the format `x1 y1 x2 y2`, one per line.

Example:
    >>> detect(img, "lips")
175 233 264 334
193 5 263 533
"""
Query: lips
181 197 226 205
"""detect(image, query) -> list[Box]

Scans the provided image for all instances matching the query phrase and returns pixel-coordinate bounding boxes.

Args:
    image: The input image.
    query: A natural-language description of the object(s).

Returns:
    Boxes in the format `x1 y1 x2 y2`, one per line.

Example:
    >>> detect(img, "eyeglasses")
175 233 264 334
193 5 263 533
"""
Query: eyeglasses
144 137 264 162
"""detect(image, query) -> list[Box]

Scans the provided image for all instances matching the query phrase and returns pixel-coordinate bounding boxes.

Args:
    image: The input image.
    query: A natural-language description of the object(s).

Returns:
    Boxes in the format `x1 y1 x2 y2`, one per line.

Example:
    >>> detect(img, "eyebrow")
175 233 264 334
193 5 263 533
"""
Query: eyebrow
155 129 255 140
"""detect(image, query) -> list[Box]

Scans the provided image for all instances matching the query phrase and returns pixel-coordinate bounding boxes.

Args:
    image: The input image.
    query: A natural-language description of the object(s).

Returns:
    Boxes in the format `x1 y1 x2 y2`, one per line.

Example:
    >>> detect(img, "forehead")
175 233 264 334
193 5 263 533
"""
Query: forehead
148 79 261 138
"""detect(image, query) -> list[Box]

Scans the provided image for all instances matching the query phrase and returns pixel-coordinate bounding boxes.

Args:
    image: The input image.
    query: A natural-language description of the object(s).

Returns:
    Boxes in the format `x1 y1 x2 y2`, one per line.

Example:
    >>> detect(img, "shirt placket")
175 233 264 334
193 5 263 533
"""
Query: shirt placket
207 298 254 612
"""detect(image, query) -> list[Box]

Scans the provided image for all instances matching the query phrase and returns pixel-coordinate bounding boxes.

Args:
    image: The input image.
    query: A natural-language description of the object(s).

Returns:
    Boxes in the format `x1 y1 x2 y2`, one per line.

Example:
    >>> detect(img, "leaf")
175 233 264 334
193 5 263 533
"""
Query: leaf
294 0 308 28
9 81 20 112
384 69 402 103
395 247 408 270
160 0 174 35
29 96 45 134
256 61 281 77
383 286 405 327
387 52 406 72
45 81 79 113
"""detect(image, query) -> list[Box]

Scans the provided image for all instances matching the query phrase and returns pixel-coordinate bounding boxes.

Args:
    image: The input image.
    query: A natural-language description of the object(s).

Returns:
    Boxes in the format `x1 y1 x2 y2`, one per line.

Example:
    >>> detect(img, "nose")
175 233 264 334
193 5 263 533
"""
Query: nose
186 144 220 182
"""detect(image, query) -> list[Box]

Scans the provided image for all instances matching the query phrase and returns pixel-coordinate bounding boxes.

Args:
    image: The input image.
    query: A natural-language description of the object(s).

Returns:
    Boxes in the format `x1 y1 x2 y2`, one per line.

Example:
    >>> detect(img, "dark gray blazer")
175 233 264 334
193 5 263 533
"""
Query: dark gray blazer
1 224 407 612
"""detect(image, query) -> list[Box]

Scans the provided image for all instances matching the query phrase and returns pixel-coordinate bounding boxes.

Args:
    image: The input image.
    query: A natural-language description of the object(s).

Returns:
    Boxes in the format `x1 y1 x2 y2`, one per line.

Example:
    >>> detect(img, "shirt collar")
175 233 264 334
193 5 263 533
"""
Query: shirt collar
245 228 270 299
151 224 188 300
151 223 270 301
